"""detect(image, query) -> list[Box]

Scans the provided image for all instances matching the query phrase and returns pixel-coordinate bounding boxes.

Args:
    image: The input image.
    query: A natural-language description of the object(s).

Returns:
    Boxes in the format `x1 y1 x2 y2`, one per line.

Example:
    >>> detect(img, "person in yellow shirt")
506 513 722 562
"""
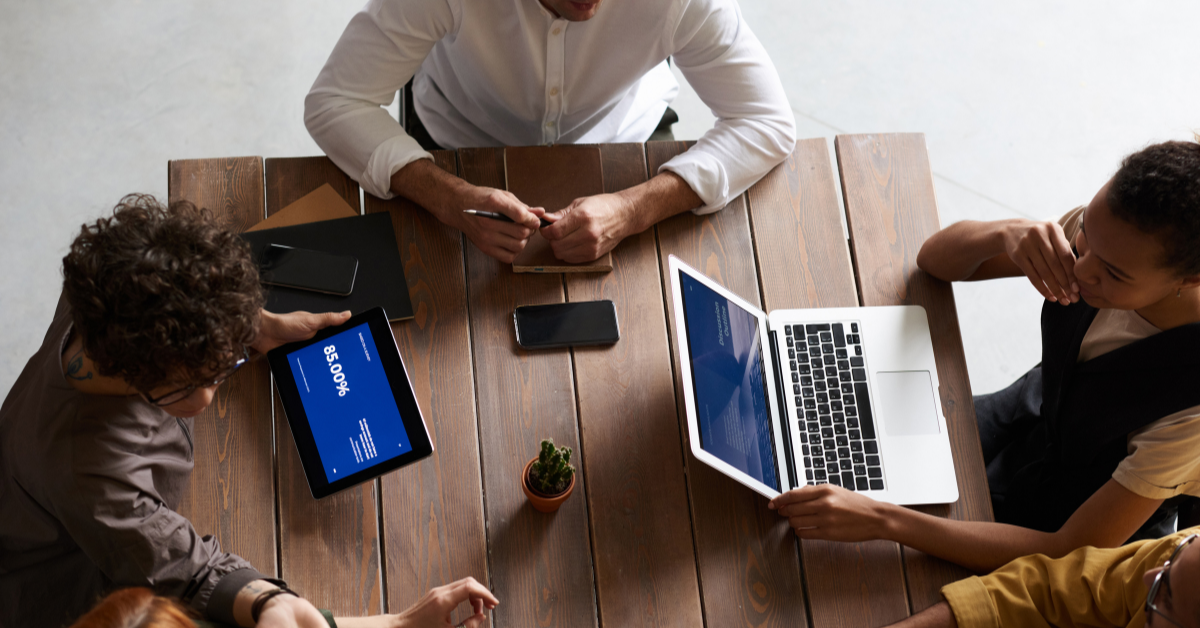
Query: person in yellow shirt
883 528 1199 628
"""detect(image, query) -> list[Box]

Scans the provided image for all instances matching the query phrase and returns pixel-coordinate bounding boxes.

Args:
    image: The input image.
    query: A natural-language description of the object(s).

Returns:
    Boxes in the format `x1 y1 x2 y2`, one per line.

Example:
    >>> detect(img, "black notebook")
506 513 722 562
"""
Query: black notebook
241 212 414 322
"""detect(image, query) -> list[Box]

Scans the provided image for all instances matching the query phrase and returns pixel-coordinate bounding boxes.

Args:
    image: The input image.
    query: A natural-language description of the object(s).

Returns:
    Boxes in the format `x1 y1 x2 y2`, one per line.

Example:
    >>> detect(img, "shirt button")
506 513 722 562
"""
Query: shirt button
549 87 559 96
552 27 562 35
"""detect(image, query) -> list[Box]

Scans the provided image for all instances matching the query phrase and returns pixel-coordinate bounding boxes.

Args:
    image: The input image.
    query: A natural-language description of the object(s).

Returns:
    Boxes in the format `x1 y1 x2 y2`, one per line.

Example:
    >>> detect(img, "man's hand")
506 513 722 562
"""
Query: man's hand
768 484 895 542
256 595 329 628
1000 219 1079 304
540 193 636 263
454 187 545 263
393 577 499 628
389 159 543 264
251 310 352 354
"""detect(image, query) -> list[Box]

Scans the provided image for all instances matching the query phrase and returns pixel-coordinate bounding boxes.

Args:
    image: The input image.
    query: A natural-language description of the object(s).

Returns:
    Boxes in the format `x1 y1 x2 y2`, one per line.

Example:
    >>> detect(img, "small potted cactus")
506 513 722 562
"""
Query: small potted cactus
521 439 576 513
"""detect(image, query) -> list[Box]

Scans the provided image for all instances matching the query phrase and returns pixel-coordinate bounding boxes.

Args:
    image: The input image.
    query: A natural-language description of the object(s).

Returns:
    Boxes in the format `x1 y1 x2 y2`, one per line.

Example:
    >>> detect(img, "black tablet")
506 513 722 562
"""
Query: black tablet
268 307 432 498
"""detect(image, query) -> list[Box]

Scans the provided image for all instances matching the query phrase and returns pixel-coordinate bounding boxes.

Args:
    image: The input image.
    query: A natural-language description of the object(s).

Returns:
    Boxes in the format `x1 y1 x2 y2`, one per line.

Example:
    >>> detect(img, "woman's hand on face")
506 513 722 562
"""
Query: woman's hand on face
1001 220 1080 304
251 310 352 355
768 484 894 543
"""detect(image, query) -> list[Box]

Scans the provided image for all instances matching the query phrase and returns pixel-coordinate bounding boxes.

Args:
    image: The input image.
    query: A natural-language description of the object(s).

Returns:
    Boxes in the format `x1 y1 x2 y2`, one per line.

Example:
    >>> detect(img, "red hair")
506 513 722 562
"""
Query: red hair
69 588 196 628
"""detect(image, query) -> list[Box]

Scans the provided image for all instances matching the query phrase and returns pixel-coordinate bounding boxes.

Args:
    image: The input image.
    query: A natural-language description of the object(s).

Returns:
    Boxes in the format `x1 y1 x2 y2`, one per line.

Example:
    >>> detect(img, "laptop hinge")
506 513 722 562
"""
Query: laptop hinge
768 329 797 491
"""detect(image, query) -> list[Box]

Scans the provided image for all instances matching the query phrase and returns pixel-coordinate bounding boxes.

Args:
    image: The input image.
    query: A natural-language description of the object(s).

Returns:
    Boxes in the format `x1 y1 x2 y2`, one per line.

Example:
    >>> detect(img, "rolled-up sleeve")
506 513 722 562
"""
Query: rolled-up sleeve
305 0 455 198
49 431 264 623
664 0 796 213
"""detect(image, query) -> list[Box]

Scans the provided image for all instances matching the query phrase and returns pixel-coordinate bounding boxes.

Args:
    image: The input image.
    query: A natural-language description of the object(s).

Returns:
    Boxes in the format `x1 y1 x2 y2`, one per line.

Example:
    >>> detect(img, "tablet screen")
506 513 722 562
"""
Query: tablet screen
286 322 413 482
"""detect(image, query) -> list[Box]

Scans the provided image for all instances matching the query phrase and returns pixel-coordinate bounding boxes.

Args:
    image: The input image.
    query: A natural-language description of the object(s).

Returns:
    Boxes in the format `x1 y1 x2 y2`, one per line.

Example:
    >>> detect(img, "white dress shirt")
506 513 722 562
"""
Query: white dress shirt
305 0 796 212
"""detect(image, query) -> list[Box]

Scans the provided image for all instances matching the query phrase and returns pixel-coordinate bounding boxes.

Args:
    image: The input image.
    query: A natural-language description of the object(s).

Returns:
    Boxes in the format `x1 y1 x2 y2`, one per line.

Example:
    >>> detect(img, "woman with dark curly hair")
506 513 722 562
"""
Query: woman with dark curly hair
0 196 498 628
766 139 1200 578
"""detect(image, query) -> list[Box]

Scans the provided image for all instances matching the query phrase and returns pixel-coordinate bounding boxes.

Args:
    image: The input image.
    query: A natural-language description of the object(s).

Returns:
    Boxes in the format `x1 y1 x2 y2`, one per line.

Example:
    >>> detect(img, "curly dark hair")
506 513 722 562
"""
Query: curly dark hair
62 194 264 393
1107 138 1200 276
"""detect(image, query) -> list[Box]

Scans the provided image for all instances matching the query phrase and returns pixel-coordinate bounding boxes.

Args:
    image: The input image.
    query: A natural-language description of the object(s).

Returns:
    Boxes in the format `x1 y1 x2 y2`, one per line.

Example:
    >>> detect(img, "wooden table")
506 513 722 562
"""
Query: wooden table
168 134 992 628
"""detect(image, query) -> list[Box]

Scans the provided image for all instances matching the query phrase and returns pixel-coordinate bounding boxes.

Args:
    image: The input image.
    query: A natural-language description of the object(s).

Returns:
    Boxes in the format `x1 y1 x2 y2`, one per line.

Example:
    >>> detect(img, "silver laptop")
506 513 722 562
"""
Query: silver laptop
668 255 958 505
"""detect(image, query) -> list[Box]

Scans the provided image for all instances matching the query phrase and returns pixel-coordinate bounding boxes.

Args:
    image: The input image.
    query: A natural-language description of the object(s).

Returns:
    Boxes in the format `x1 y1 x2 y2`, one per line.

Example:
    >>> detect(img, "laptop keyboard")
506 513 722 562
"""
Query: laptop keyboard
784 322 885 492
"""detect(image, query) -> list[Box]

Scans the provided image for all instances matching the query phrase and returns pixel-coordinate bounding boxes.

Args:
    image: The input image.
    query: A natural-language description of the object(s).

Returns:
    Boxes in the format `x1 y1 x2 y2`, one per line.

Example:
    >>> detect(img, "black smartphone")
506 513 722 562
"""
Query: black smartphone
259 244 359 296
513 300 620 349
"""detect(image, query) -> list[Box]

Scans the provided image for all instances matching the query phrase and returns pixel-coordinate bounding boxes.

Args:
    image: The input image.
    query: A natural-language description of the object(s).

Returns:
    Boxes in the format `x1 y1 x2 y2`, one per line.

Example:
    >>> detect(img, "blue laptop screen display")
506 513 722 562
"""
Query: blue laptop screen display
287 323 413 482
679 274 779 491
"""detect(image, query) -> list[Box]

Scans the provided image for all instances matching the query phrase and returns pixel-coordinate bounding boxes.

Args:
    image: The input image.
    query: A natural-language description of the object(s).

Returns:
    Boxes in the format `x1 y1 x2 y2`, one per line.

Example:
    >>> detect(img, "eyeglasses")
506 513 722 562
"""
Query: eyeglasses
1145 533 1198 627
142 347 250 407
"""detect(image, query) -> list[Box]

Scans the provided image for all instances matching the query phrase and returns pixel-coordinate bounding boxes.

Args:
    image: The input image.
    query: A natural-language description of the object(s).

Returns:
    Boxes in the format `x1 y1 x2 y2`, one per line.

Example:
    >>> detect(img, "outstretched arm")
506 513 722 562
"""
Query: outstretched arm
328 578 499 628
769 479 1162 573
882 602 957 628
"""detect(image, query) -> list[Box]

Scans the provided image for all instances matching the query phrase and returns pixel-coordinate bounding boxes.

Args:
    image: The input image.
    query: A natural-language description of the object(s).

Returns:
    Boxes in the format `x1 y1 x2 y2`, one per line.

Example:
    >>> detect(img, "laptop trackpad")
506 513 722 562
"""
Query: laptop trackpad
875 371 940 436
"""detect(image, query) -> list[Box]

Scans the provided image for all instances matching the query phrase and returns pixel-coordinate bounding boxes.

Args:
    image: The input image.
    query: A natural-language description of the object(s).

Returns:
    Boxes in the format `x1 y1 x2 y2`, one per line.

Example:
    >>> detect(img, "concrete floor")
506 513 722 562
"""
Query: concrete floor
2 1 1198 401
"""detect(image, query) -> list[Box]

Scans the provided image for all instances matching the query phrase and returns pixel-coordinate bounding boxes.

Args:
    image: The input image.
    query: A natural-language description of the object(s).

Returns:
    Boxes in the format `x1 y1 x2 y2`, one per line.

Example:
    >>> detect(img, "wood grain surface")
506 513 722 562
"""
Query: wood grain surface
265 156 361 215
265 157 383 615
367 151 491 616
563 143 703 627
457 147 599 628
648 141 808 628
168 157 278 576
834 134 993 612
747 140 911 627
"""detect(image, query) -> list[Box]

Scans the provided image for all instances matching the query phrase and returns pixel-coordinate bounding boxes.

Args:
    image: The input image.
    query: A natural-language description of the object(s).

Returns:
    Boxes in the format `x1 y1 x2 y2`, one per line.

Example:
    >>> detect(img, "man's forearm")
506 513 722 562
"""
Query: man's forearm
617 171 703 233
388 158 472 224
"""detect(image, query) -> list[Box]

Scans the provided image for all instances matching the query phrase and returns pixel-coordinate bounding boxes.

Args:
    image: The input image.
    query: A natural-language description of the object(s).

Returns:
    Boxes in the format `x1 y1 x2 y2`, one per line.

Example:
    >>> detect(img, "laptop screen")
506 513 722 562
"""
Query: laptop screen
678 273 779 492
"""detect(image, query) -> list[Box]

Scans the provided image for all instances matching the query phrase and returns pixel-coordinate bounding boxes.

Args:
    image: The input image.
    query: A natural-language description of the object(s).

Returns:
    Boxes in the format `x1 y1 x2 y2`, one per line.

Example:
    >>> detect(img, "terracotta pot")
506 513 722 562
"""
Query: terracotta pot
521 457 575 513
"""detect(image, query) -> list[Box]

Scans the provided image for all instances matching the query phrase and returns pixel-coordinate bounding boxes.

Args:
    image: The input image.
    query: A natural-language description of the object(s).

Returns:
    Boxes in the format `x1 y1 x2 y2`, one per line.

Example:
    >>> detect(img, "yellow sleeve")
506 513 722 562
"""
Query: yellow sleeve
941 533 1186 628
941 577 1004 628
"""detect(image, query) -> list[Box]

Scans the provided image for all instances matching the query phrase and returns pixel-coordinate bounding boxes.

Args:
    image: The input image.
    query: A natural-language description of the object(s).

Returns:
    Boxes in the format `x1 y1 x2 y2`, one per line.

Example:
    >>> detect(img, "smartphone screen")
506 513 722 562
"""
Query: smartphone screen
513 301 620 349
260 244 359 296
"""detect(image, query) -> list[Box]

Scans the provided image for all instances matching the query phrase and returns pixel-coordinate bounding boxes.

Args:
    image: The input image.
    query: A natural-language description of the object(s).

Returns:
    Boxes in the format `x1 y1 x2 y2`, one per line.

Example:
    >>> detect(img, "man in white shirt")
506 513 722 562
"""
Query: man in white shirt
306 0 796 264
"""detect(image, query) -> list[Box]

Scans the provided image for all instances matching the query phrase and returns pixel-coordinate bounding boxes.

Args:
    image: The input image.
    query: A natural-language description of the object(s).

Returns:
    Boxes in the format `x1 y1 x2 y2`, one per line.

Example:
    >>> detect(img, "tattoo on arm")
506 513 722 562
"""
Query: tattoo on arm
66 351 93 381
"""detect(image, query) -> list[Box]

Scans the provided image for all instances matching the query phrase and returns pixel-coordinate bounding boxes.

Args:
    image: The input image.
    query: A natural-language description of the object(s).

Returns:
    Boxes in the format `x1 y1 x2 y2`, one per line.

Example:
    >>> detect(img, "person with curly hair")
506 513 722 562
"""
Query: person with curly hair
0 196 497 628
766 139 1200 577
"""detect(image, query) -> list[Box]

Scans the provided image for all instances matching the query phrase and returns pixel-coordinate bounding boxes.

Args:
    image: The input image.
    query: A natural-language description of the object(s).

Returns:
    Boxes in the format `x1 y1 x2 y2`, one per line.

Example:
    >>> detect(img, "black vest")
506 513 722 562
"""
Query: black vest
992 300 1200 534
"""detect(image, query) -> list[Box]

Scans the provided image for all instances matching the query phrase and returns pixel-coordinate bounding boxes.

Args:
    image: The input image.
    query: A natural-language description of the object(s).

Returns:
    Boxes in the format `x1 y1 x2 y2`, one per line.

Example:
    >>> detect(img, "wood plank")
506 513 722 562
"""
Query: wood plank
457 147 599 628
648 141 808 628
834 133 993 613
168 157 277 576
265 157 382 615
563 143 703 627
265 157 361 214
368 151 491 614
747 140 910 627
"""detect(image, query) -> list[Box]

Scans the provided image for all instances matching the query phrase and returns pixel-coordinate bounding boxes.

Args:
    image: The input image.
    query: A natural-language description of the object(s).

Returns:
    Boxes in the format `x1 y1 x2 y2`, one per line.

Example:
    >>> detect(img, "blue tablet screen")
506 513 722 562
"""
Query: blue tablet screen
679 274 779 491
287 322 413 482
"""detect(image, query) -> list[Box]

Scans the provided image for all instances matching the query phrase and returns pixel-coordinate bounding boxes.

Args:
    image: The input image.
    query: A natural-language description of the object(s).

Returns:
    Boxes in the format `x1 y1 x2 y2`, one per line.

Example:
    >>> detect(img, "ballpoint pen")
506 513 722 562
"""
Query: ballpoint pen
463 209 552 229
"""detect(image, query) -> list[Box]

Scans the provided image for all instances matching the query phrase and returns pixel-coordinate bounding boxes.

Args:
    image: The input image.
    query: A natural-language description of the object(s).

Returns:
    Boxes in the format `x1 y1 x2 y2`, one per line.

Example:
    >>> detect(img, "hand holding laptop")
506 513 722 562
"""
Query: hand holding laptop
768 484 895 542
